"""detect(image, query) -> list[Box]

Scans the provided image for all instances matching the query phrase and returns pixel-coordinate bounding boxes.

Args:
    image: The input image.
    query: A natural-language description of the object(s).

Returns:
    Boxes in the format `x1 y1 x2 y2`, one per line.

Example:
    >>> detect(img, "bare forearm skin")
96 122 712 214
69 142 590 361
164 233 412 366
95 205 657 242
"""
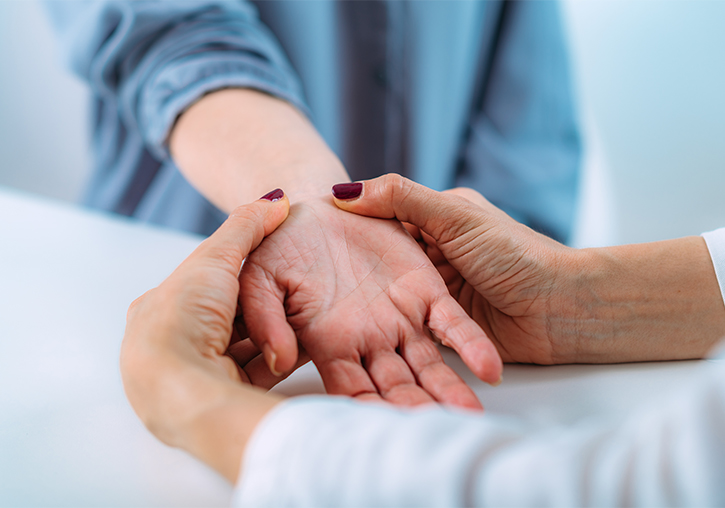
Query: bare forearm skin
169 89 350 210
553 236 725 363
123 342 282 485
182 384 281 484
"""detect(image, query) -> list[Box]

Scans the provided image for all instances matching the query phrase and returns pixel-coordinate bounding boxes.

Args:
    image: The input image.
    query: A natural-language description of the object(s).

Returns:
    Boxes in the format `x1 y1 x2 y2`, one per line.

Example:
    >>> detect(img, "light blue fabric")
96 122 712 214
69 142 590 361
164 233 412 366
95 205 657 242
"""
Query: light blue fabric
45 0 581 242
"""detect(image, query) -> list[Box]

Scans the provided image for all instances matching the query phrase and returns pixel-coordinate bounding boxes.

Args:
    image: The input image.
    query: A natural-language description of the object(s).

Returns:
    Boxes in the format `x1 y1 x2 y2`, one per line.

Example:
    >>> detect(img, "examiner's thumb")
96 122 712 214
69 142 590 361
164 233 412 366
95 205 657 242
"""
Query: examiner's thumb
191 188 290 273
331 174 483 245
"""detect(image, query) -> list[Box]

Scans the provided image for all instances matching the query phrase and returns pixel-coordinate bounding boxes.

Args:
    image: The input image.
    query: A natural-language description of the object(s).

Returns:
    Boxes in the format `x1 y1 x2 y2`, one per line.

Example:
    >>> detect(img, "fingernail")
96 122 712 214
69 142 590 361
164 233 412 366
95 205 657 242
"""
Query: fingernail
332 182 362 200
263 344 282 377
260 188 284 202
491 375 503 387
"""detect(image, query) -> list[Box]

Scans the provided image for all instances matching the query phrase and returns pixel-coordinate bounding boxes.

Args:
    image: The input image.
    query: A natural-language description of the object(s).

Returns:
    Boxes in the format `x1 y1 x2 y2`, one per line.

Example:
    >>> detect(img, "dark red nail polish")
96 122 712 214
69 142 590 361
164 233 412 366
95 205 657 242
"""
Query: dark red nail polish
260 188 284 202
332 182 363 200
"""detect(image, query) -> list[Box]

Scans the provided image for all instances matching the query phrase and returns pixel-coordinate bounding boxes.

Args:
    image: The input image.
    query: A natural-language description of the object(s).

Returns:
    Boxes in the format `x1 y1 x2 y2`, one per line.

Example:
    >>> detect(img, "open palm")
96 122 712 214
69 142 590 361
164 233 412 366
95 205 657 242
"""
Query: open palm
240 197 502 408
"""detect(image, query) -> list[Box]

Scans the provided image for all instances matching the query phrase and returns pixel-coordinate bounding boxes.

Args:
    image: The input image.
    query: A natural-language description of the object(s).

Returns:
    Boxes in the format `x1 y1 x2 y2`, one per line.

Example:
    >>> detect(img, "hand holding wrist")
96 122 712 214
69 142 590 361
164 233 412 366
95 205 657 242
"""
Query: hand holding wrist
332 174 568 364
331 174 725 365
121 195 290 483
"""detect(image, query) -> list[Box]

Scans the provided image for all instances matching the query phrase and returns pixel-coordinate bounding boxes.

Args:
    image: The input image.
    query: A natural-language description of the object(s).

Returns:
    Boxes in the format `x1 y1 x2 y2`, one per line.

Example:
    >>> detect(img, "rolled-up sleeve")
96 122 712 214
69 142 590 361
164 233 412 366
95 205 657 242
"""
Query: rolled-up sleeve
45 1 309 160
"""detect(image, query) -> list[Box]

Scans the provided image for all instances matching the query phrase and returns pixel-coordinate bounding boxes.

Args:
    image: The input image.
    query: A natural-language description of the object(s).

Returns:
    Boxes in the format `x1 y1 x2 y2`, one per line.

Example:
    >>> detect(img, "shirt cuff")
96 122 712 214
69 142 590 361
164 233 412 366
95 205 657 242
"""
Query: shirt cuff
702 228 725 310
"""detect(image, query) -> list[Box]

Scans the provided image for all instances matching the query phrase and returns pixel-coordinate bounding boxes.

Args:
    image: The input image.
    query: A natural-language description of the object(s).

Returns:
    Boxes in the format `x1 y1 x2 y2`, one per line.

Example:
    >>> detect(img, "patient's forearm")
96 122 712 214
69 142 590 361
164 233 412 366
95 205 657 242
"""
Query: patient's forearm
557 236 725 363
169 88 349 210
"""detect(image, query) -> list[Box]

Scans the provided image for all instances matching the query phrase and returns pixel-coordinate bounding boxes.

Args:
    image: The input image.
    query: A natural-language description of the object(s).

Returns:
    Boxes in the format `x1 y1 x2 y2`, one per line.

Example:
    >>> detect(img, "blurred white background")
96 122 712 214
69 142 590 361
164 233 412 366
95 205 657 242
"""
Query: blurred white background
1 0 724 245
0 0 91 204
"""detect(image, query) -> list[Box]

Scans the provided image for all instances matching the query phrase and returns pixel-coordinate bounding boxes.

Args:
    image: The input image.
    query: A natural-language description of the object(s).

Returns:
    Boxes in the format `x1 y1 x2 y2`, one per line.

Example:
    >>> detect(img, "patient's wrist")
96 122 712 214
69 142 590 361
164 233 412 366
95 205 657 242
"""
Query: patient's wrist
170 88 350 211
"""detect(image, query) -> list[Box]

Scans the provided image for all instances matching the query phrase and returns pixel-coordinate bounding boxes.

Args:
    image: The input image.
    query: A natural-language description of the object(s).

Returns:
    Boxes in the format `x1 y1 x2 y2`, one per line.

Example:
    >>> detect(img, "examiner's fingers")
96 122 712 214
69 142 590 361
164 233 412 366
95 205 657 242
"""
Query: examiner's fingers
331 175 492 246
179 188 290 276
226 338 312 389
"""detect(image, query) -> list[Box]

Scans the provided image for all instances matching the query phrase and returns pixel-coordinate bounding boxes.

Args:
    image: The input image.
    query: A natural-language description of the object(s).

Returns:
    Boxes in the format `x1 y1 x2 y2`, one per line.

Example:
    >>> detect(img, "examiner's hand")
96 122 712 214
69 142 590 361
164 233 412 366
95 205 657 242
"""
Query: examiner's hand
120 191 293 483
240 196 503 409
332 175 574 365
334 175 725 366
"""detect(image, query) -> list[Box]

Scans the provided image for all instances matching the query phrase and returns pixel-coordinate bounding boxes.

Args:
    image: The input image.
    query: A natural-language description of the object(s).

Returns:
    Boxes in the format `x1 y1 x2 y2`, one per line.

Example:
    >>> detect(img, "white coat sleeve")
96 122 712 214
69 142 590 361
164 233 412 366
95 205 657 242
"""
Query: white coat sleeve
233 356 725 507
703 228 725 308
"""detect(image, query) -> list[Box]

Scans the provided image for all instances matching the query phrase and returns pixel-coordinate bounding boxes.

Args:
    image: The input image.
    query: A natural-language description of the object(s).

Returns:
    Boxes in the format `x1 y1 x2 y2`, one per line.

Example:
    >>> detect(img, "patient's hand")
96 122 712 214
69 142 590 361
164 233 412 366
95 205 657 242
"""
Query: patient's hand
240 197 502 409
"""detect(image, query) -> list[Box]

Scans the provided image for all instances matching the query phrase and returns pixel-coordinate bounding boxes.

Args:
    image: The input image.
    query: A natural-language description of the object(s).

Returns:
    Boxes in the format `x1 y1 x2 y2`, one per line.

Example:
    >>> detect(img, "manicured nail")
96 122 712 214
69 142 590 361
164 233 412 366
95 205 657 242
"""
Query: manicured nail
332 182 363 200
491 375 503 387
263 344 282 377
260 188 284 202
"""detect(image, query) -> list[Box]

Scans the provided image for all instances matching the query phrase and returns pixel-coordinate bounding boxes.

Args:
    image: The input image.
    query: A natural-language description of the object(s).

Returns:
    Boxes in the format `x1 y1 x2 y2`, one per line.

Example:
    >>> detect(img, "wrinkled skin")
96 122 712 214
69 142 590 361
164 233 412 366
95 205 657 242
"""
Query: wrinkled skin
401 187 572 365
240 196 503 409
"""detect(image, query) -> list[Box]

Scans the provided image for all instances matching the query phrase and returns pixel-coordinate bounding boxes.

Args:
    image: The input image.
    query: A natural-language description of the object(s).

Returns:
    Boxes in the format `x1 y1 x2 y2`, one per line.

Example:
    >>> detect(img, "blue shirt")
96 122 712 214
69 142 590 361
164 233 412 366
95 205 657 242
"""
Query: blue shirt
46 0 581 242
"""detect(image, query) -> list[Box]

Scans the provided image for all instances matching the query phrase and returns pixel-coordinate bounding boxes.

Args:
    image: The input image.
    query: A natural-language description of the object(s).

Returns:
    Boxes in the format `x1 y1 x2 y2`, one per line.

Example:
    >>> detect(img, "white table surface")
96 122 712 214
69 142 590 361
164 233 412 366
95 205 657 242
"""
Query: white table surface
0 187 708 507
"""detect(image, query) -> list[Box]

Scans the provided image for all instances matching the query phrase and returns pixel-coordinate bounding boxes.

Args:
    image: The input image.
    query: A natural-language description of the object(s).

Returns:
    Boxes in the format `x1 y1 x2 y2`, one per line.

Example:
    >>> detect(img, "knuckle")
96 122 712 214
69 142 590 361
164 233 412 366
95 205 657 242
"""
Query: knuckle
227 203 266 241
384 173 412 204
127 290 151 319
229 203 262 223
